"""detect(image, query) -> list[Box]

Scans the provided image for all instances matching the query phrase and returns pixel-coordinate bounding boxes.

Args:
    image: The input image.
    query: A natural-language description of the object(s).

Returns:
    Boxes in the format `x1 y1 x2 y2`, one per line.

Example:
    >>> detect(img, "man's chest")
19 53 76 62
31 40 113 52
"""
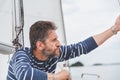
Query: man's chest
30 58 58 73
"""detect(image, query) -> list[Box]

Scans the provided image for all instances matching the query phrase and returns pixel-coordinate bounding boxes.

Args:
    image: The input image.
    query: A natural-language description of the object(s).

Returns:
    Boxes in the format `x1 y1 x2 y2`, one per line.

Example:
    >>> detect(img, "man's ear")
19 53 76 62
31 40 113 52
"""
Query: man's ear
36 41 44 50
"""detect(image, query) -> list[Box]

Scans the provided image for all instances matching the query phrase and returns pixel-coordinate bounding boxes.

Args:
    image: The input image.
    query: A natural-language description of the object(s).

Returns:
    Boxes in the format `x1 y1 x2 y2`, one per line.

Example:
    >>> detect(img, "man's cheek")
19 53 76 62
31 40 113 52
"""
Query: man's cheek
55 49 60 56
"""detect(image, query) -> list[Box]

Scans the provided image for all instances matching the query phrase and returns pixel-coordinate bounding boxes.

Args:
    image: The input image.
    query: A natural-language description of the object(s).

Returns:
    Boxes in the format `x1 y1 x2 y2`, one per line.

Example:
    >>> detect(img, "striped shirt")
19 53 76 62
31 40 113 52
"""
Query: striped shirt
7 37 98 80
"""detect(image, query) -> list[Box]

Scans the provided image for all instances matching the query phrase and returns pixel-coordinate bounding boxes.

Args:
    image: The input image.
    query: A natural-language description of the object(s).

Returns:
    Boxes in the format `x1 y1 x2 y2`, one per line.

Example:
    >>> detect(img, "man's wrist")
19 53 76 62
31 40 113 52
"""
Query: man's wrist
47 73 57 80
111 26 118 35
53 74 57 80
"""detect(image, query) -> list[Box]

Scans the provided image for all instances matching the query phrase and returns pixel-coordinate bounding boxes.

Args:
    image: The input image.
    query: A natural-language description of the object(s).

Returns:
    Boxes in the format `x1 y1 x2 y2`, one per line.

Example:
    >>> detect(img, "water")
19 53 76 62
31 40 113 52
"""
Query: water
1 54 120 80
70 65 120 80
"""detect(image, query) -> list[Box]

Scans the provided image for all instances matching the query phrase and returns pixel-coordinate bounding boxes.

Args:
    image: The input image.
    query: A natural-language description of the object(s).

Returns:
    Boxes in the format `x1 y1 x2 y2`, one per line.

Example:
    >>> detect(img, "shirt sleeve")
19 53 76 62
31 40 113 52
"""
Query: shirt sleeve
58 37 98 61
11 50 47 80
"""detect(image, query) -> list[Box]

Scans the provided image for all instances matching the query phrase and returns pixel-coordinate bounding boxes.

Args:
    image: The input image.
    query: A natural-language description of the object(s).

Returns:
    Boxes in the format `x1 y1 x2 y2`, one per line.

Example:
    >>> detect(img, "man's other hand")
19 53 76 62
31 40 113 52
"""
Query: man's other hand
48 70 71 80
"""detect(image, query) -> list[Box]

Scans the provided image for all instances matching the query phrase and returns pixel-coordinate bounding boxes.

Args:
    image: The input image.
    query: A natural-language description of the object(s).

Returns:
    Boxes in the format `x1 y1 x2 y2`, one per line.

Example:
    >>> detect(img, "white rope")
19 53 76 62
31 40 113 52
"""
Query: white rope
59 0 72 79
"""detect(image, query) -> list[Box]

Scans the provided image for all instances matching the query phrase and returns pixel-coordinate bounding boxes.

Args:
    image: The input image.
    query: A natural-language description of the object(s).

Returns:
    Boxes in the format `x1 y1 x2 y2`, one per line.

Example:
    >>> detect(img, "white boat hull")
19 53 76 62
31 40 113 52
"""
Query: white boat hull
0 42 15 55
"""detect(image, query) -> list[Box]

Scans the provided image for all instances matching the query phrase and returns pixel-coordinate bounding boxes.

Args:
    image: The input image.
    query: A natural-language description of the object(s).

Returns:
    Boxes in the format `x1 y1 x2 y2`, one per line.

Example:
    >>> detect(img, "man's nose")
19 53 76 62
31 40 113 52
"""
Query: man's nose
56 40 61 47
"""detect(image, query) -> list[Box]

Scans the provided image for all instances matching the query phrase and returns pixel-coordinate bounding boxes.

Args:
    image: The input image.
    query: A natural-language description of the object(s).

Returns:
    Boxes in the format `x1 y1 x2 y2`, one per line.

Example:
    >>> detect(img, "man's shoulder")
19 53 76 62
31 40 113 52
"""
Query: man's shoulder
12 47 31 59
15 47 30 54
17 47 30 53
9 47 31 67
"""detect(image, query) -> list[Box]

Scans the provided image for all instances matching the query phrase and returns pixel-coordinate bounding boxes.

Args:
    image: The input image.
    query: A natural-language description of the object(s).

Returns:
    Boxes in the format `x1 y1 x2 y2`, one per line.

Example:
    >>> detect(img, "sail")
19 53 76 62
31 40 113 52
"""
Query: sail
23 0 67 46
0 0 68 79
23 0 69 73
0 0 13 54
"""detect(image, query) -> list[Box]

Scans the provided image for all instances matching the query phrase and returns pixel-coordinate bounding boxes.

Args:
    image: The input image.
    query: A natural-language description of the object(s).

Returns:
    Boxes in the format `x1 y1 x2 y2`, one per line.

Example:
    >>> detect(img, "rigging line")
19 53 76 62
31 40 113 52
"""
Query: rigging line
59 0 72 79
12 0 16 42
20 0 24 28
13 0 19 43
11 0 16 41
19 0 24 47
60 0 67 44
13 0 17 34
12 0 17 29
60 0 70 64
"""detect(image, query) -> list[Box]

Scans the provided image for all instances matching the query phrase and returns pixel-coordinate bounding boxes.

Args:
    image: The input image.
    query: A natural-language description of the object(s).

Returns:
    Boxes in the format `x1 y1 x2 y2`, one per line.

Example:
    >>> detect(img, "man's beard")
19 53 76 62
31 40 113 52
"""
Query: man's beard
42 49 56 58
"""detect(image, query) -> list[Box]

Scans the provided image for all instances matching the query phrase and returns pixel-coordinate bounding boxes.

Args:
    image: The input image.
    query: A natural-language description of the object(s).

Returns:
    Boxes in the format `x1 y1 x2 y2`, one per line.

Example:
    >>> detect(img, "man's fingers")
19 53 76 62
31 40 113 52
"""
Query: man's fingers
116 15 120 24
114 15 120 31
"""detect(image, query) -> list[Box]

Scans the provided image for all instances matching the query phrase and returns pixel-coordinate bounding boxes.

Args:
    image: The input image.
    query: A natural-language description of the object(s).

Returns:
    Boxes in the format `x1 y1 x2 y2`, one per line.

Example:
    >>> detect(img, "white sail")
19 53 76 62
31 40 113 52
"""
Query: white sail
0 0 69 79
23 0 69 73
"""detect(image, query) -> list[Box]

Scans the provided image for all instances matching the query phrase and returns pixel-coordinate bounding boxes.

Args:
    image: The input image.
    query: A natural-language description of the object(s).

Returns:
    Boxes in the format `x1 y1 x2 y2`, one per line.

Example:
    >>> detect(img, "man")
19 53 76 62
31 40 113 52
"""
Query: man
7 15 120 80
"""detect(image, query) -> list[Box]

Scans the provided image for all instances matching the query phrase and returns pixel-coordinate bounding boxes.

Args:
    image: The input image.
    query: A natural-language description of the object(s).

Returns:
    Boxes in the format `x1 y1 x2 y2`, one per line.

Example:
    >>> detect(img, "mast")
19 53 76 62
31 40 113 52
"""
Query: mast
12 0 24 50
55 0 71 78
59 0 70 68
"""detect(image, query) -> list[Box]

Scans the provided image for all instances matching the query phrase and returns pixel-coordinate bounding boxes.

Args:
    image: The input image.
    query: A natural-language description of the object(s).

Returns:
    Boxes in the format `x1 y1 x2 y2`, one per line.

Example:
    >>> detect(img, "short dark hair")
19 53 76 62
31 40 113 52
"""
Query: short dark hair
29 21 57 50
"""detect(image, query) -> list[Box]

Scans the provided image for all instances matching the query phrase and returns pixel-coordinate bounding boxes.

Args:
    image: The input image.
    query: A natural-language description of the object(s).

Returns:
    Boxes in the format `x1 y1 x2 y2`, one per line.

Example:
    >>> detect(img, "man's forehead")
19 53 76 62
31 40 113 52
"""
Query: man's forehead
47 30 58 38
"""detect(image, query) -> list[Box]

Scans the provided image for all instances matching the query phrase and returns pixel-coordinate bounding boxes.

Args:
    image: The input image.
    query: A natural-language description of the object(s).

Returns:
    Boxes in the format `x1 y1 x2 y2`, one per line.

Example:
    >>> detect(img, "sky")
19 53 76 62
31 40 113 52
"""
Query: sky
62 0 120 65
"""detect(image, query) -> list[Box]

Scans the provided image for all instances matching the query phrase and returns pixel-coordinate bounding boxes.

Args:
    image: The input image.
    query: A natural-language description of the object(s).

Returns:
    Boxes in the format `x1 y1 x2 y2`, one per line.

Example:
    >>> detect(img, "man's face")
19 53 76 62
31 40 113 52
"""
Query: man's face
42 30 61 57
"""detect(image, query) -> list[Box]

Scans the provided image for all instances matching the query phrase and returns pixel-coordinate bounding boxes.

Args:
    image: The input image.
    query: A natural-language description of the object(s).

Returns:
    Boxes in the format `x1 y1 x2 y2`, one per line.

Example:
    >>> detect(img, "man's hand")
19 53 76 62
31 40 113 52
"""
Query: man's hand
114 15 120 31
55 69 71 80
47 73 55 80
93 15 120 46
47 70 71 80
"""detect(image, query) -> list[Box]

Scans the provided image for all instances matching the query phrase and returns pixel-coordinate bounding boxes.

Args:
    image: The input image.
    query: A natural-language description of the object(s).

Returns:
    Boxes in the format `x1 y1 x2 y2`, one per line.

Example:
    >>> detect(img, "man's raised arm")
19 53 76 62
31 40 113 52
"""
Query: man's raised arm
93 15 120 46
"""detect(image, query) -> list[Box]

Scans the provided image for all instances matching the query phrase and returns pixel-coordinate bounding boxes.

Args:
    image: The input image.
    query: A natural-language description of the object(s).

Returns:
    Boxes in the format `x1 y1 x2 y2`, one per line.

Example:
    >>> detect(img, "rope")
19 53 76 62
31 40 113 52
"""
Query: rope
59 0 72 79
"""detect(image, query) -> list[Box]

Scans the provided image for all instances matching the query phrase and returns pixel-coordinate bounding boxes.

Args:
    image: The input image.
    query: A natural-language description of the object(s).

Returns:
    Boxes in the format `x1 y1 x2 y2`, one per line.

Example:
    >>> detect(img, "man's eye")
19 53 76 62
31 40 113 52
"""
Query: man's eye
53 38 57 41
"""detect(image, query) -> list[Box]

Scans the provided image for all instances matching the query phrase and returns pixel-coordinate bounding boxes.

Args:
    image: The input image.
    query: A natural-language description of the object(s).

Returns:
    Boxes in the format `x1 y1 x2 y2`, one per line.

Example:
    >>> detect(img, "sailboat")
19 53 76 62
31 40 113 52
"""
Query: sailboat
1 0 120 80
0 0 70 79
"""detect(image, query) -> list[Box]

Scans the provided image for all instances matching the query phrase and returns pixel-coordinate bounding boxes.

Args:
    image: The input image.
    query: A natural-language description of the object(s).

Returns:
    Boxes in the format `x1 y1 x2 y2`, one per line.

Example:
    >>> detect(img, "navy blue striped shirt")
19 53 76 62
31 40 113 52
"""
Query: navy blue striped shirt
7 37 98 80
